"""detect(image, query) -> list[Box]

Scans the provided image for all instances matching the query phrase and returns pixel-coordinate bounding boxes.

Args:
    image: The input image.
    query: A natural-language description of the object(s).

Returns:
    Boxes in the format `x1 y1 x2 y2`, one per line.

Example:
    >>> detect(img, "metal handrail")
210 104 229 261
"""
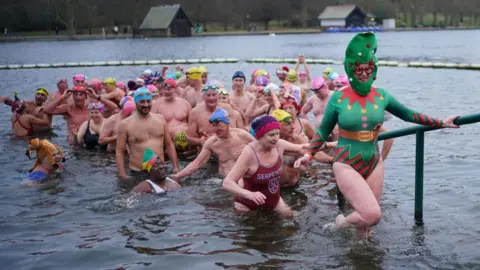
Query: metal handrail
376 113 480 225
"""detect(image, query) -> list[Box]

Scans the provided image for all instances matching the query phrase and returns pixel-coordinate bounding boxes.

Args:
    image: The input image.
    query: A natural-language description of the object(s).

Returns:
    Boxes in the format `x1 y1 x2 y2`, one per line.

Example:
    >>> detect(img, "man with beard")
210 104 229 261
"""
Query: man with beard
173 108 255 182
116 87 180 185
186 84 236 147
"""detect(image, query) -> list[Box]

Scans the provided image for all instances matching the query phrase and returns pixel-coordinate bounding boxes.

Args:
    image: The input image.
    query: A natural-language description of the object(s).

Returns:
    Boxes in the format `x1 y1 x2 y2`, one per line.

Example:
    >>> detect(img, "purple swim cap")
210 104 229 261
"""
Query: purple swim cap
255 75 269 87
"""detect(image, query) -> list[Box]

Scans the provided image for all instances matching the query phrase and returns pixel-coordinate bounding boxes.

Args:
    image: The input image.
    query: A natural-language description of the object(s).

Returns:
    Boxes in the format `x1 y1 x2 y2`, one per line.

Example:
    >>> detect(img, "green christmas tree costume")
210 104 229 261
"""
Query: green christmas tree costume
309 32 444 178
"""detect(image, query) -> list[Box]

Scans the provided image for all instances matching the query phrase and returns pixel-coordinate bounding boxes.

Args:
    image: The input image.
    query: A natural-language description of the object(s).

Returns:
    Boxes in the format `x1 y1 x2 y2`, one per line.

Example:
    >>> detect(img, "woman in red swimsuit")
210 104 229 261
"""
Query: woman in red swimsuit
2 96 49 137
222 115 307 217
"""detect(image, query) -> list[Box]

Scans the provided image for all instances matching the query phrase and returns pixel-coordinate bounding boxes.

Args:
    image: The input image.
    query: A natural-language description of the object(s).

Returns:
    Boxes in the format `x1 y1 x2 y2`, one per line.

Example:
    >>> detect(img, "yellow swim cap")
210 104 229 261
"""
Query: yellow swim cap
254 69 268 77
104 77 116 85
272 109 293 123
323 67 333 76
35 87 49 96
286 70 297 82
174 131 189 150
198 66 208 74
186 67 202 80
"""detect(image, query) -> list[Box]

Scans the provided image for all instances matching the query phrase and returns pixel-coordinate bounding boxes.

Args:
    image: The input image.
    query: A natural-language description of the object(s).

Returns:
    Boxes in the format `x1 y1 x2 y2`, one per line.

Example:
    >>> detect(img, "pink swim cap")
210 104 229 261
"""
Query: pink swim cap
146 85 157 92
334 75 349 86
120 96 135 116
73 74 85 82
116 81 126 91
311 77 325 89
299 71 307 76
255 75 269 87
88 78 102 89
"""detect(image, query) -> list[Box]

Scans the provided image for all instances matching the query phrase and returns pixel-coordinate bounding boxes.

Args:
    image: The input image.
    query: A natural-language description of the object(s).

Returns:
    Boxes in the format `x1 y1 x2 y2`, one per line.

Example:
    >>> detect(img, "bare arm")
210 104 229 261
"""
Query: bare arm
379 126 394 161
236 128 256 143
174 138 214 181
245 98 268 119
98 118 116 145
186 110 205 146
26 114 49 126
301 118 315 139
300 97 313 118
222 146 253 198
115 121 128 178
163 120 180 172
75 121 88 144
43 96 69 115
279 139 307 156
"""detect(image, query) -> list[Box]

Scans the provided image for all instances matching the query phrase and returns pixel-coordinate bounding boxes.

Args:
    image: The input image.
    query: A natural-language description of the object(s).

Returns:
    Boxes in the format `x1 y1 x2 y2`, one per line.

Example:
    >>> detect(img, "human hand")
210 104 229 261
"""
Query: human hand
246 191 266 205
71 124 78 135
294 154 311 169
443 115 460 128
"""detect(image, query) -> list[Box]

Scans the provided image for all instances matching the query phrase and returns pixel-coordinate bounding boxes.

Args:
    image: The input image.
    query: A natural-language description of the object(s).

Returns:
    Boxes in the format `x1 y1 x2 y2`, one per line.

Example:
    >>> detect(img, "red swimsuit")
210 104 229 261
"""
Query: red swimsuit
235 145 282 210
12 114 33 136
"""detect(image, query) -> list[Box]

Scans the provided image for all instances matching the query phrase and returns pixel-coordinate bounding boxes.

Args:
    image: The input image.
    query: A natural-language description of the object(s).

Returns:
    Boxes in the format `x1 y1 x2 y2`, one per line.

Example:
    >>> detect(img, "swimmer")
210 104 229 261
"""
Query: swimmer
333 74 349 91
2 94 49 137
295 32 459 238
323 67 333 80
245 83 281 120
100 77 123 117
301 77 334 128
294 55 312 90
71 102 107 150
116 87 180 186
281 95 314 140
222 115 308 217
73 74 86 87
199 66 208 84
47 79 72 105
23 138 65 187
174 108 255 181
282 70 305 106
218 88 247 130
88 78 104 96
99 96 135 152
44 86 117 144
276 66 289 84
272 109 308 187
229 71 256 113
186 84 236 147
147 84 160 100
181 67 204 108
326 72 339 91
132 148 180 194
151 79 192 149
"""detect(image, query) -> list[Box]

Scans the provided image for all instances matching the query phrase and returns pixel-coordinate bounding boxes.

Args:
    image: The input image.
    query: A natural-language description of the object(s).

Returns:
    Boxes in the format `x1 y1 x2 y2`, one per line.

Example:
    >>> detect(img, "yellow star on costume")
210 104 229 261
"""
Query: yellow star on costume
380 96 384 100
337 99 342 104
361 109 367 114
373 104 378 109
347 105 352 110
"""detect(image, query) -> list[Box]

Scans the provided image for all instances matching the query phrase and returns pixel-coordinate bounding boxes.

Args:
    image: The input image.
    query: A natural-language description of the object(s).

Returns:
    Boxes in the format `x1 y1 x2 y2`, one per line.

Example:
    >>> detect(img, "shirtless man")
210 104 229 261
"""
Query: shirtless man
43 86 115 144
218 88 246 130
100 78 123 117
47 79 72 105
151 79 192 149
186 85 236 147
229 71 255 113
181 67 204 108
199 66 208 85
116 87 180 185
99 96 135 152
301 77 333 128
174 109 254 181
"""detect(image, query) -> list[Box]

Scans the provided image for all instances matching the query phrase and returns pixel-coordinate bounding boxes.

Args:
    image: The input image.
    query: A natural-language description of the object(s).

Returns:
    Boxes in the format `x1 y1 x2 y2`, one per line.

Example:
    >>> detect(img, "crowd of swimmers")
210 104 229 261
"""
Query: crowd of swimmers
2 33 461 239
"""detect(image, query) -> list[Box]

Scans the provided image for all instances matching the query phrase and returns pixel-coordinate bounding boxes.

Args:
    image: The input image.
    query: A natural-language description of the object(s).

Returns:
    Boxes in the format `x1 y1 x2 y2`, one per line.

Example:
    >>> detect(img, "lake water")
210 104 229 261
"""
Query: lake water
0 31 479 269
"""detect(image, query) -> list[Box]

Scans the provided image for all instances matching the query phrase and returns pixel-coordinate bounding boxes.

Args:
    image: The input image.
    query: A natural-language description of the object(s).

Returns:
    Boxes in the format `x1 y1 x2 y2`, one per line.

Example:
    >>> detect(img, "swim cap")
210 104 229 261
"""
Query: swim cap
254 69 268 77
286 70 297 82
298 71 307 76
57 79 68 85
143 69 153 76
116 81 126 91
89 78 102 89
202 84 220 93
276 66 289 74
199 66 208 74
323 67 333 75
186 67 202 80
88 102 105 113
334 74 349 86
165 73 177 80
119 96 135 116
272 109 293 123
232 71 246 81
35 87 49 96
146 85 158 95
134 87 152 103
72 85 87 93
174 71 182 79
209 108 230 125
290 85 302 103
174 131 189 150
251 68 260 76
328 72 339 81
311 77 325 89
73 74 85 82
264 83 279 93
26 138 65 173
251 115 280 139
104 77 116 86
135 78 145 86
255 75 269 87
163 78 177 88
280 96 301 113
142 148 159 172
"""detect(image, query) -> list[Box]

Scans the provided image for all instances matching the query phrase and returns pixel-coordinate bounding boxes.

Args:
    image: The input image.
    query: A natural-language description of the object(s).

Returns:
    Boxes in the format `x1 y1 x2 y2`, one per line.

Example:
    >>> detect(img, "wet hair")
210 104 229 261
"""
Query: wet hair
127 80 138 91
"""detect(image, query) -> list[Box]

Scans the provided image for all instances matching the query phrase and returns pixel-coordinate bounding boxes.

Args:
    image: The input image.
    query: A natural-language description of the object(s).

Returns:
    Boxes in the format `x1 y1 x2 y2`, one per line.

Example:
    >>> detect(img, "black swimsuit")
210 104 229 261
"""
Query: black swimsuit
84 120 106 150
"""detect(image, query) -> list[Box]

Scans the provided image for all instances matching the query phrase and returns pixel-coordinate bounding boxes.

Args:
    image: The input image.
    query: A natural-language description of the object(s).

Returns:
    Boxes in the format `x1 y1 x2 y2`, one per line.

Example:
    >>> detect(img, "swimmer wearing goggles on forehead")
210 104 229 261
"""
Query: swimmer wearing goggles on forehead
35 88 49 96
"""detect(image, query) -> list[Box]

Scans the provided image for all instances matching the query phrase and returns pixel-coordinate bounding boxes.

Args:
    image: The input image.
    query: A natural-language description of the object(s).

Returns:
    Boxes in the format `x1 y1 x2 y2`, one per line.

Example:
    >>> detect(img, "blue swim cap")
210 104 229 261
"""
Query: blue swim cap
166 73 177 80
134 87 152 103
232 71 246 81
328 72 339 81
209 108 230 125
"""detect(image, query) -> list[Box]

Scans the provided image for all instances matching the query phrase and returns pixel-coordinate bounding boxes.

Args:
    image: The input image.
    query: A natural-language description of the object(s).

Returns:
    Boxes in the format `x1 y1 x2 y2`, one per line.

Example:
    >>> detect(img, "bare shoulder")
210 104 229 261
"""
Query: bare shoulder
245 91 255 99
178 97 192 108
233 128 255 141
152 113 166 123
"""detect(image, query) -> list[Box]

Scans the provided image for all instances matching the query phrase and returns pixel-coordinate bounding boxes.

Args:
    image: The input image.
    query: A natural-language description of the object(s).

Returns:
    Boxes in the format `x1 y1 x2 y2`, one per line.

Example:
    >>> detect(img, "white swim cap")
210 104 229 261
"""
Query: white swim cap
143 69 153 76
264 83 279 93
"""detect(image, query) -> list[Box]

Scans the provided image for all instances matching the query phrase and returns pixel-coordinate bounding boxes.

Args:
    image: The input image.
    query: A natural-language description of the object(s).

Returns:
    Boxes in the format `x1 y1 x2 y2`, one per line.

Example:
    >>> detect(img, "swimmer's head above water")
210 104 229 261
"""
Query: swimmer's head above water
134 87 152 115
251 115 281 147
209 108 230 137
142 148 167 182
119 96 135 117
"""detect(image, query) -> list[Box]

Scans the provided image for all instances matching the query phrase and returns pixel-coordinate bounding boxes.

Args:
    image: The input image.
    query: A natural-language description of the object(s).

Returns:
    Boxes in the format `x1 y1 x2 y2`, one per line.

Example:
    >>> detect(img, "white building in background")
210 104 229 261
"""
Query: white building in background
383 19 396 29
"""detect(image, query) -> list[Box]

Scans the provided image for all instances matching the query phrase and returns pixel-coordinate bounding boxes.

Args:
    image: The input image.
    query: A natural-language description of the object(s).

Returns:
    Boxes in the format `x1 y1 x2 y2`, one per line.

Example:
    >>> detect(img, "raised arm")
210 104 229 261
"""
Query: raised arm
43 91 70 115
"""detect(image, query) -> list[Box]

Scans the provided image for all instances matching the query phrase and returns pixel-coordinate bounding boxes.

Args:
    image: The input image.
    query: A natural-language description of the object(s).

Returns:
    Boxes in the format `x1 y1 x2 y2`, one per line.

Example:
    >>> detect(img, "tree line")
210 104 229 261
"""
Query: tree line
1 0 479 36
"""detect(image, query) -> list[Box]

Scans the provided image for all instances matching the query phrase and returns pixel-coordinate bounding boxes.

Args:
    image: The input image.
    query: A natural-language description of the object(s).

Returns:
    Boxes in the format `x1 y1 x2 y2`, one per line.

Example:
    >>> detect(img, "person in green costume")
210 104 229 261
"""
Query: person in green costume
295 32 460 237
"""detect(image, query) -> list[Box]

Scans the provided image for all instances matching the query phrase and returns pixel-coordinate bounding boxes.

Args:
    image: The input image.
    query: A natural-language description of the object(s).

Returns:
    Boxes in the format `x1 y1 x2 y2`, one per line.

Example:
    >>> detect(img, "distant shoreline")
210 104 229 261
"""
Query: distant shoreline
1 27 479 43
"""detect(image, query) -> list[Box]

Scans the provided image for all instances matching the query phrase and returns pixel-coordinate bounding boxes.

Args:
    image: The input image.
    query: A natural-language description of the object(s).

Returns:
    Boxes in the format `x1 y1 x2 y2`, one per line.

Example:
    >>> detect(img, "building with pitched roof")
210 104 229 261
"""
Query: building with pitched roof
139 4 193 37
318 5 367 27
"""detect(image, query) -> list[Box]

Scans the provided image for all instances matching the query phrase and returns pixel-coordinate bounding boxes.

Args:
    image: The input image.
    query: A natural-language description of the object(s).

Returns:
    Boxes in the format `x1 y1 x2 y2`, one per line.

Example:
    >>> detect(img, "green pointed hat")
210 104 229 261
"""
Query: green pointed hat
344 32 378 96
142 148 159 172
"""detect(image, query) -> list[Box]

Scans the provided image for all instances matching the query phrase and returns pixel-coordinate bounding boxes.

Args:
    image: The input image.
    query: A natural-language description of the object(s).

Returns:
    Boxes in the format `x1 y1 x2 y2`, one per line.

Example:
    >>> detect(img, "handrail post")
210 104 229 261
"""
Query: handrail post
415 130 425 226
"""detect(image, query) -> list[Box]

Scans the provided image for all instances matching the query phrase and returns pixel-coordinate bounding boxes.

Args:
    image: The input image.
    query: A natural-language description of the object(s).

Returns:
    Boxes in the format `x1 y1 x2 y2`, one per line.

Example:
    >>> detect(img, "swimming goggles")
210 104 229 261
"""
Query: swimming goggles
88 102 105 111
202 85 220 92
218 88 228 95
